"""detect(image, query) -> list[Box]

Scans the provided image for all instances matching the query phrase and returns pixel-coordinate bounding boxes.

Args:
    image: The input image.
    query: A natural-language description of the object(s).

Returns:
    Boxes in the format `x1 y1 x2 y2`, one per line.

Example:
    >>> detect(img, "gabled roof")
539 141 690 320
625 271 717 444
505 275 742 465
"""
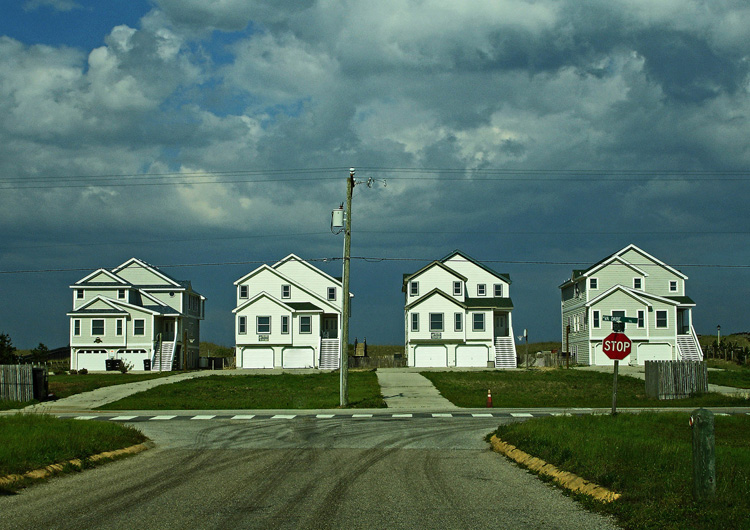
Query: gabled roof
73 268 128 286
405 289 514 311
67 296 163 316
440 249 512 284
585 285 684 308
232 292 296 314
402 261 468 289
112 257 183 287
405 288 465 311
561 244 687 288
272 253 343 286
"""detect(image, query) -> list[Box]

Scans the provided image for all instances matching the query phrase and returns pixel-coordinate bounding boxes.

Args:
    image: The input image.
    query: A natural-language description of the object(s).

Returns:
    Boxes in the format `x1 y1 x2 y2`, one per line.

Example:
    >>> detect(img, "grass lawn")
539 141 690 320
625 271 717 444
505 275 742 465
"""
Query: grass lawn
422 369 750 408
707 360 750 389
49 372 176 399
98 371 385 410
491 413 750 530
0 401 34 411
0 414 147 493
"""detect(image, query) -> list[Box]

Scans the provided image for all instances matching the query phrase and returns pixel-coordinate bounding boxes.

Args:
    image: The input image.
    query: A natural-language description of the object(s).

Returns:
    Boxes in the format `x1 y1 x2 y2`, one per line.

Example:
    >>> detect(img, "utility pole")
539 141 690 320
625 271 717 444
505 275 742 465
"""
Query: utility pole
340 168 355 407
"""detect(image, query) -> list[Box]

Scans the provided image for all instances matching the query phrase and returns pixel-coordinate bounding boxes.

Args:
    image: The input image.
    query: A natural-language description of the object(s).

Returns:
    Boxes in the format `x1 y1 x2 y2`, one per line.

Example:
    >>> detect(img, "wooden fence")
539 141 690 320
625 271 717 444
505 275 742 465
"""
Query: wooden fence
348 355 407 369
0 364 35 402
645 361 708 400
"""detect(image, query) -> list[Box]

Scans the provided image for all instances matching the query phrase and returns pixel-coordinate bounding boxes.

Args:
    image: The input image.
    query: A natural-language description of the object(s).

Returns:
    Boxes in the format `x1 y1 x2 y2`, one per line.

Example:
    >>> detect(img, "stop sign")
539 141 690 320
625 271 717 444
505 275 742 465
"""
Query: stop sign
602 332 631 360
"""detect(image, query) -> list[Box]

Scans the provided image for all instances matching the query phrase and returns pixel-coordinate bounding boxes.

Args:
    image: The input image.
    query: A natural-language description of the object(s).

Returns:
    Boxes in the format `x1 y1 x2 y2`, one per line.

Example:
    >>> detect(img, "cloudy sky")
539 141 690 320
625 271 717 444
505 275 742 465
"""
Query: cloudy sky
1 0 749 350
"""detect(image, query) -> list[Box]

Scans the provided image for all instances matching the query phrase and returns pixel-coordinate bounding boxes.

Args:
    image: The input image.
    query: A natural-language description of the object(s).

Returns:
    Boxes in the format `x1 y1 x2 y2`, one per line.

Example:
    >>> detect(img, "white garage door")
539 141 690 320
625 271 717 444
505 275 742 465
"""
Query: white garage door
283 347 315 368
414 345 447 367
456 345 488 367
76 351 108 371
637 343 672 364
242 347 274 369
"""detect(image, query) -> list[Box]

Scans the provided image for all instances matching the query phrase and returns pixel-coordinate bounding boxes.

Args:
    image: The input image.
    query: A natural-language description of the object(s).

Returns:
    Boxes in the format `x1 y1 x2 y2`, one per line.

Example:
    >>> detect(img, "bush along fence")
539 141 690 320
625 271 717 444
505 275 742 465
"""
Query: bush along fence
645 360 708 400
0 364 48 402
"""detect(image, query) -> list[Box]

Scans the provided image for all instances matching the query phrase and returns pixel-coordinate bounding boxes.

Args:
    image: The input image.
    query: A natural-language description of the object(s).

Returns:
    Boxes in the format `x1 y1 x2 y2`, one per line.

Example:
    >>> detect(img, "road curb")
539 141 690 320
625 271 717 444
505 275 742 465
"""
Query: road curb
489 435 621 503
0 442 151 488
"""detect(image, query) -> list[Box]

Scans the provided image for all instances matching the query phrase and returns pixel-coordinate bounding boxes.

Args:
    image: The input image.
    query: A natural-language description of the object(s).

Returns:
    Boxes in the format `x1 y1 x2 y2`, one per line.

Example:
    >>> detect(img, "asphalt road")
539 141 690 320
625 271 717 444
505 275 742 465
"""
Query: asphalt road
1 417 620 530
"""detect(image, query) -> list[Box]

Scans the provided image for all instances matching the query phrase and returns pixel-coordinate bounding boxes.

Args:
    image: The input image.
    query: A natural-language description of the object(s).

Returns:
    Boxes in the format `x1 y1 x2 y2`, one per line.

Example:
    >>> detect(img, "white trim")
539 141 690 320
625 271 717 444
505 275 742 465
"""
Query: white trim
74 268 129 286
112 258 182 287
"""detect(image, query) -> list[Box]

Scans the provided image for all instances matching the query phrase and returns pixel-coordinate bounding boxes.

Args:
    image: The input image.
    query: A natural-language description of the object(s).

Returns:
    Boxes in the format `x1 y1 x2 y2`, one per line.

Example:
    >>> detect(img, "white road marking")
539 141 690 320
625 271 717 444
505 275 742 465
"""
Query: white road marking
110 416 137 421
352 414 373 418
392 414 413 418
510 413 534 418
271 414 296 419
73 416 95 420
150 415 176 421
471 413 493 418
316 414 335 418
191 415 216 420
231 415 256 420
432 413 453 418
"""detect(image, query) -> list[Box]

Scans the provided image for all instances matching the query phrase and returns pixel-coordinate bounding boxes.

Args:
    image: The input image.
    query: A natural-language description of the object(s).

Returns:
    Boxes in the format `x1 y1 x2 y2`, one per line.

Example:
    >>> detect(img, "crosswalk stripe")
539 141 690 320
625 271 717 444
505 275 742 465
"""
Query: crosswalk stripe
392 413 413 418
191 415 216 420
432 413 453 417
471 413 493 418
352 414 373 418
316 414 335 418
510 413 534 418
150 415 176 420
231 415 256 420
110 416 137 421
271 414 296 419
73 416 95 420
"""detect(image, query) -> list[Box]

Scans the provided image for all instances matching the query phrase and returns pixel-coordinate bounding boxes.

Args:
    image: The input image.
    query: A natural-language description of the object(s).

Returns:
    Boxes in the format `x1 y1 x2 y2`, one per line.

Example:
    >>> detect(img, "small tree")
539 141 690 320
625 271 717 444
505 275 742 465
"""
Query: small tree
30 343 50 362
0 333 18 364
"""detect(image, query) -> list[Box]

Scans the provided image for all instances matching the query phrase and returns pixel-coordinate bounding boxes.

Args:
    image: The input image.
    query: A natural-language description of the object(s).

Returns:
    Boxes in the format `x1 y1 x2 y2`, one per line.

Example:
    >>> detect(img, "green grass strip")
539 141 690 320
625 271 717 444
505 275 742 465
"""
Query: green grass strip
98 371 385 410
0 414 147 477
491 413 750 530
49 372 175 399
422 369 750 408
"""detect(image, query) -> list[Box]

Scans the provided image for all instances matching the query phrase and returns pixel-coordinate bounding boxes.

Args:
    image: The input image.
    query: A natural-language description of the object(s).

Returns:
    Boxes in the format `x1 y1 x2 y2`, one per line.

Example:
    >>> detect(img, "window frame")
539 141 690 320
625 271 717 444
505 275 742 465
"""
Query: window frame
73 319 81 336
327 287 336 301
238 316 247 335
91 319 104 336
612 310 626 331
299 315 312 334
257 316 271 334
453 281 462 297
411 313 419 332
589 278 598 290
134 319 145 336
281 315 289 334
429 313 444 332
633 278 642 290
116 319 123 336
281 285 291 299
410 281 419 296
76 288 84 299
454 312 463 332
656 310 668 328
494 284 503 297
637 310 645 328
477 284 486 296
472 312 485 332
117 289 125 300
669 280 678 292
592 310 600 329
239 285 249 299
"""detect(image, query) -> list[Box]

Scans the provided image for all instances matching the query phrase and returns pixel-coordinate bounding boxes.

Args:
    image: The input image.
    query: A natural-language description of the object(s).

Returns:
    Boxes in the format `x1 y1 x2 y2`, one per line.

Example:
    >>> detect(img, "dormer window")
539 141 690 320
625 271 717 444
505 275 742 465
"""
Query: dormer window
410 281 419 296
76 289 84 299
118 289 126 299
453 281 462 297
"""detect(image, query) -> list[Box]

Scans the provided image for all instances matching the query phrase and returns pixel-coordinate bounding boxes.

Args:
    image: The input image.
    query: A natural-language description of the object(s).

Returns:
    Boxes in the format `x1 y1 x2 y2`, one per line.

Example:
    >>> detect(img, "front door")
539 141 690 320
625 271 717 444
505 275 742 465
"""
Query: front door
322 316 338 339
164 320 175 341
494 313 508 338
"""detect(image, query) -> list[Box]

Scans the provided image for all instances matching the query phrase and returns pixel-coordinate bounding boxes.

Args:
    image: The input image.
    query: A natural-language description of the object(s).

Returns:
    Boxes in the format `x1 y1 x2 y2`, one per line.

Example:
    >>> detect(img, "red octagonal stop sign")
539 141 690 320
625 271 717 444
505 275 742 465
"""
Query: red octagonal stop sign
602 332 632 360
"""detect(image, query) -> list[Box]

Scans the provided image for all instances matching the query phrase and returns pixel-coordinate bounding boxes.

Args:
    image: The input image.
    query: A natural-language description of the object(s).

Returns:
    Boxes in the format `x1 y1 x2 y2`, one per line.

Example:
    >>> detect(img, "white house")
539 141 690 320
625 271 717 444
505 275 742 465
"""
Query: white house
233 254 350 369
68 258 205 372
559 244 703 366
403 250 516 368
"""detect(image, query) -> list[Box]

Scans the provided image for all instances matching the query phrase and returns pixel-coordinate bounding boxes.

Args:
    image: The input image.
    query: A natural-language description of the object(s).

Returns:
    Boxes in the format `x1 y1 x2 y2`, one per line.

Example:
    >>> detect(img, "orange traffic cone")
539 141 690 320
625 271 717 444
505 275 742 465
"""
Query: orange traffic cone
486 389 493 408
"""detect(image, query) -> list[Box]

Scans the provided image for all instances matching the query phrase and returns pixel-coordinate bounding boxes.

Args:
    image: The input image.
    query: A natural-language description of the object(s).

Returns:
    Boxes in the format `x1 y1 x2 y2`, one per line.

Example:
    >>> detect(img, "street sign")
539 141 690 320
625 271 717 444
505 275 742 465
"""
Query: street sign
602 332 632 360
602 315 638 323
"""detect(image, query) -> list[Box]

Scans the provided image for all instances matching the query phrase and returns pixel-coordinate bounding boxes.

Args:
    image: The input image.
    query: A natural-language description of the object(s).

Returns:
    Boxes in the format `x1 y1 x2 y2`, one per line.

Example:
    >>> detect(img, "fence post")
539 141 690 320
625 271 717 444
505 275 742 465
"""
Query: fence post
690 408 716 501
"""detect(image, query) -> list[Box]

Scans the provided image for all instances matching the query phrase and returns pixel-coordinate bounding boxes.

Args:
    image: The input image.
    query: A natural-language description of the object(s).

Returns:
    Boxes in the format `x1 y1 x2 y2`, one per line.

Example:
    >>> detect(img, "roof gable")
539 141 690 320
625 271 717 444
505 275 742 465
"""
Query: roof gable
272 253 342 286
440 249 512 284
403 261 467 287
112 258 182 287
405 288 465 310
233 292 295 314
586 285 681 308
75 268 128 285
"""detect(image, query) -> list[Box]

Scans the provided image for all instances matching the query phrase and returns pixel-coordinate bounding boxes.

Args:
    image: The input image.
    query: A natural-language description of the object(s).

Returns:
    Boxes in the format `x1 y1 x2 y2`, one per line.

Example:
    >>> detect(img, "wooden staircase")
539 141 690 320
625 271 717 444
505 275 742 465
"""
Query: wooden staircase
152 342 176 371
319 339 340 370
677 334 703 361
494 337 517 369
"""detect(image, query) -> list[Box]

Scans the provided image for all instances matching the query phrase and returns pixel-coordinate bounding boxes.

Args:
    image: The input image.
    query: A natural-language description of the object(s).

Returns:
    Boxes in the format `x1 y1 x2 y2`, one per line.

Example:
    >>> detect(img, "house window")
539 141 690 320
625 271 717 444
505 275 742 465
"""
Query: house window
472 313 485 332
633 278 642 290
656 310 668 328
637 310 645 328
238 316 247 334
281 316 289 334
257 316 271 334
281 285 291 299
453 281 462 297
669 281 678 292
299 316 312 333
327 287 336 301
454 313 463 332
593 310 600 328
410 281 419 296
239 285 248 299
116 320 123 336
612 310 625 331
429 313 443 332
589 278 598 290
411 313 419 332
91 319 104 336
134 319 145 335
477 284 486 296
73 319 81 336
494 284 503 297
76 289 84 299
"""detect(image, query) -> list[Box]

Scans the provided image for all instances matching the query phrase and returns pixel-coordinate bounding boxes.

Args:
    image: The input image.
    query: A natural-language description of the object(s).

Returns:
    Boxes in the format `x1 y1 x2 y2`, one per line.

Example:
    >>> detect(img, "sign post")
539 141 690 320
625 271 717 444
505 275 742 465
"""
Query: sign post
602 330 632 415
